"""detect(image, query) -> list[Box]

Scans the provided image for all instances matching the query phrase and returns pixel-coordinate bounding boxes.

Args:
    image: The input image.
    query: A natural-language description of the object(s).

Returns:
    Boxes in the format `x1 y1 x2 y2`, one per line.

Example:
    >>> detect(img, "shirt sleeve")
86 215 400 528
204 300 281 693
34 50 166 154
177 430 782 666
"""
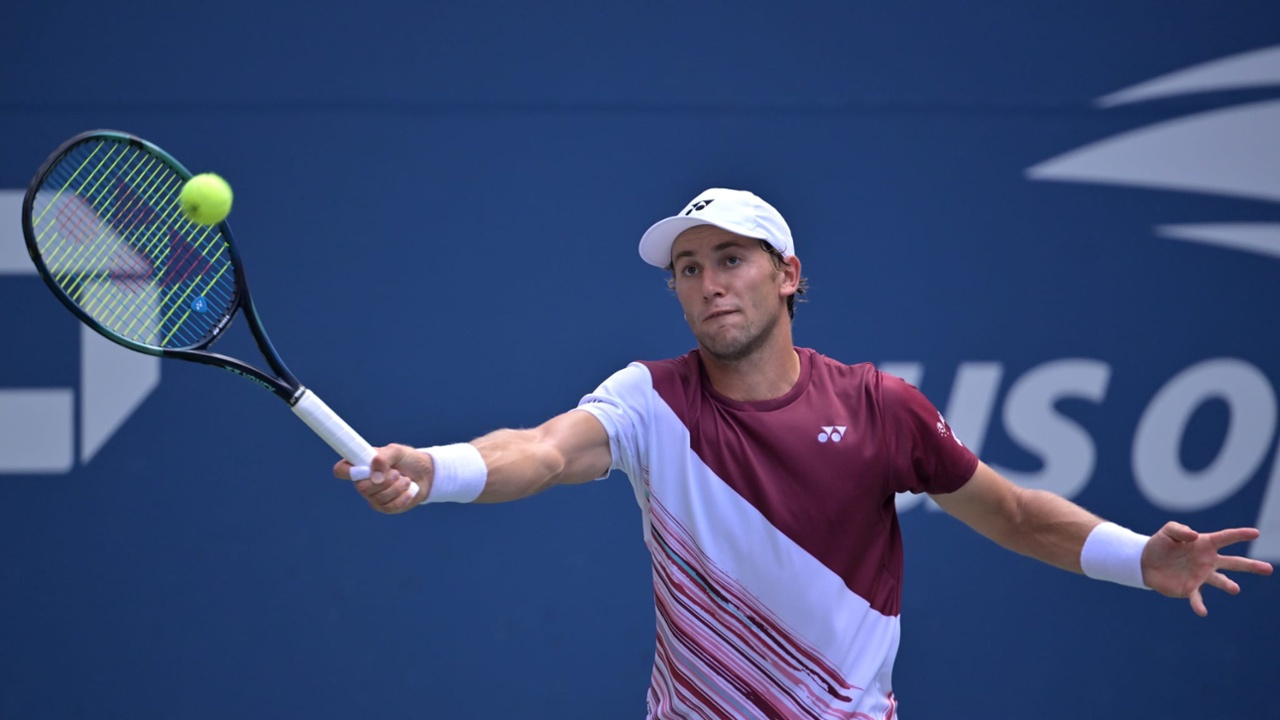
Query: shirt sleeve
879 370 979 495
575 363 652 482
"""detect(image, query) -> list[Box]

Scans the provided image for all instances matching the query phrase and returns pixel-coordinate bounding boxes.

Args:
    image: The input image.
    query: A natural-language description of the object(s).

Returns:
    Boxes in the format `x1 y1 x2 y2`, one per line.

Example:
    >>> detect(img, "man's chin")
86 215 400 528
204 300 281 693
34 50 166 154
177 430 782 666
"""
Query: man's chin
697 333 759 363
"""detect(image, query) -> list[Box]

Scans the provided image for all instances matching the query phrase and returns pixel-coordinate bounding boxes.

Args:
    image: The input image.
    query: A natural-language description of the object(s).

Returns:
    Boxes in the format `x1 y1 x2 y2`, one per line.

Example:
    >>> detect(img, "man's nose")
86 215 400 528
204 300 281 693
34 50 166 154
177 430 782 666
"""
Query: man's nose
700 269 726 298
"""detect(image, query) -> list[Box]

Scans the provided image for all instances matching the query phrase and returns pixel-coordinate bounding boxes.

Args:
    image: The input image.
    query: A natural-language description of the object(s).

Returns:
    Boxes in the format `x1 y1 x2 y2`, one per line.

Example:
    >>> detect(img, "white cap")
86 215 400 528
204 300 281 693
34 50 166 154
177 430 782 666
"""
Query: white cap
638 188 794 268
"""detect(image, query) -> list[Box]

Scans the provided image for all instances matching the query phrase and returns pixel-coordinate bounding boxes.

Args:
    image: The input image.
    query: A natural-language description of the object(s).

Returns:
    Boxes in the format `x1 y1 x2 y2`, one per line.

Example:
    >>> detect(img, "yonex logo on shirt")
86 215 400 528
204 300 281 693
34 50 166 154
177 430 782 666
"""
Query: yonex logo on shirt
818 425 846 443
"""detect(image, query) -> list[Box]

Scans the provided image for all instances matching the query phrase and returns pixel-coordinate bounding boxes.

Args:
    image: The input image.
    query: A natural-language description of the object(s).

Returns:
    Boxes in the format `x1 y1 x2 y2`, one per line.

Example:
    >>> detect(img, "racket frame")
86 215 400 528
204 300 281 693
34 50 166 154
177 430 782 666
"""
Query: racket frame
20 128 416 496
21 129 305 405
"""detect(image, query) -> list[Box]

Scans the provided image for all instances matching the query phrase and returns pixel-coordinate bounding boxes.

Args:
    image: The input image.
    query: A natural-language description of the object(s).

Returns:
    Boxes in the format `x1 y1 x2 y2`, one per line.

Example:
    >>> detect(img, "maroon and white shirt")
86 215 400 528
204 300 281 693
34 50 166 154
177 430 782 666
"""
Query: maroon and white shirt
577 347 978 720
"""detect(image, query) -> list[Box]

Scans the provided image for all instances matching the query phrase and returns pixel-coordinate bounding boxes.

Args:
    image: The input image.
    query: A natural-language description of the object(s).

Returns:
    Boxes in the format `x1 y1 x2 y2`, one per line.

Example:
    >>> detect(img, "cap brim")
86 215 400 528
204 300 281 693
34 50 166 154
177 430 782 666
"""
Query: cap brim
638 215 769 268
638 216 708 267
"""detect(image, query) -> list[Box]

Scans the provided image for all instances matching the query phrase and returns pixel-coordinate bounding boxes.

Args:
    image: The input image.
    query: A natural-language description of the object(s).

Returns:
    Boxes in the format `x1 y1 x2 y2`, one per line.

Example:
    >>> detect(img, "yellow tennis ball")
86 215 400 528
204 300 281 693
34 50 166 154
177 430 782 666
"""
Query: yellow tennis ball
179 173 233 226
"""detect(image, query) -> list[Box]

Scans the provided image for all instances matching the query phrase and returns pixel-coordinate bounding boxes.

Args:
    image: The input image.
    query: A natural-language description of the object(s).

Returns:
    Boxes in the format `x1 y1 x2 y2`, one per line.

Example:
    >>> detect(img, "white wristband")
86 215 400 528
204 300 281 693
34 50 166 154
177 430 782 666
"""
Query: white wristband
420 443 487 504
1080 522 1151 590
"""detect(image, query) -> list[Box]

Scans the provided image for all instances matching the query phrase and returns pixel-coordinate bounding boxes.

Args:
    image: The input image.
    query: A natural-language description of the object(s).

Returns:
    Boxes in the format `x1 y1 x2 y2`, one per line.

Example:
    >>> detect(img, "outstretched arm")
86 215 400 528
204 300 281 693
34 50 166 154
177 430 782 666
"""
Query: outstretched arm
332 408 613 513
931 462 1273 616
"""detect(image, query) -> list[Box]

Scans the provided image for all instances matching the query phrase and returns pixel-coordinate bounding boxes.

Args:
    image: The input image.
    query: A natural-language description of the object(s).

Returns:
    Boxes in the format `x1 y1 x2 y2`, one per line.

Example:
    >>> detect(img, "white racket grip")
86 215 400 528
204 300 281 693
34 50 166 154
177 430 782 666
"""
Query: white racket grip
291 388 420 498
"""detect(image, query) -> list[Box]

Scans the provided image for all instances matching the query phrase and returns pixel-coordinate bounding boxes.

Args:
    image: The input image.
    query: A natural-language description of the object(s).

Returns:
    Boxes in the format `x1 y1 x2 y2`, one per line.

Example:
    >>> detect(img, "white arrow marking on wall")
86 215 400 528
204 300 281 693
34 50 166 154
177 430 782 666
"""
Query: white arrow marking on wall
0 189 160 473
1026 45 1280 260
1096 44 1280 108
1026 100 1280 205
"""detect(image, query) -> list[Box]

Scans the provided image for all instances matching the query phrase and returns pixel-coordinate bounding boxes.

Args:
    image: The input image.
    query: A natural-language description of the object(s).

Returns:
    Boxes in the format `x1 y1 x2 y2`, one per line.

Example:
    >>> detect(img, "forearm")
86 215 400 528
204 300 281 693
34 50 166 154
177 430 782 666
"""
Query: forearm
992 488 1103 573
467 428 567 503
424 409 611 505
933 462 1107 574
932 464 1271 606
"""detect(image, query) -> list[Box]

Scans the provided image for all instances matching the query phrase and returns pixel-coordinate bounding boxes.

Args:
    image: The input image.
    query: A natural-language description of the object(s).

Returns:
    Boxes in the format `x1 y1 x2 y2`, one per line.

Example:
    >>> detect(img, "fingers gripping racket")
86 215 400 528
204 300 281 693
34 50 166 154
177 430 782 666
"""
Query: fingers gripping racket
22 130 416 496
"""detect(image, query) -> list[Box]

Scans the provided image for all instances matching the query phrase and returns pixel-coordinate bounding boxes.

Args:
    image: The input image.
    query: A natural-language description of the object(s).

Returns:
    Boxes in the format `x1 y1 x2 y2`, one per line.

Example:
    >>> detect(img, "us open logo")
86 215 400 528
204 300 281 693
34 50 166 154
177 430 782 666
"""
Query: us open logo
0 189 160 474
893 44 1280 561
1030 44 1280 560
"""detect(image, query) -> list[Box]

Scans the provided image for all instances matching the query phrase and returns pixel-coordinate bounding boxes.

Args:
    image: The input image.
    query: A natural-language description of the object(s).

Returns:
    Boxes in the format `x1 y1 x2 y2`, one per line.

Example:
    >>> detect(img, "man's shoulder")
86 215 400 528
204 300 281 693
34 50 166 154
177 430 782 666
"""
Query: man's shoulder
636 349 702 387
637 349 698 370
587 350 698 402
801 347 880 384
801 349 913 415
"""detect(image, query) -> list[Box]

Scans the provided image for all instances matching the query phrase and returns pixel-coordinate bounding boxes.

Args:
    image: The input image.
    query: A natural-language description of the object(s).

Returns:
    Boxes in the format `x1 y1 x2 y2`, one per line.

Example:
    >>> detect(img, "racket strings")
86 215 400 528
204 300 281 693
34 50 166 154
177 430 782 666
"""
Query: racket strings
31 138 238 349
37 143 191 314
66 156 230 344
47 151 180 328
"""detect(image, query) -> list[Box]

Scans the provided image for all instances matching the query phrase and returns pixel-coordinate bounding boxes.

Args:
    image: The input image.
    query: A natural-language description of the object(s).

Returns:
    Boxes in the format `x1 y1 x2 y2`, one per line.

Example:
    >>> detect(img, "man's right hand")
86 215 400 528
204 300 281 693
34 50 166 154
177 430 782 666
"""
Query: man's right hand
333 443 432 514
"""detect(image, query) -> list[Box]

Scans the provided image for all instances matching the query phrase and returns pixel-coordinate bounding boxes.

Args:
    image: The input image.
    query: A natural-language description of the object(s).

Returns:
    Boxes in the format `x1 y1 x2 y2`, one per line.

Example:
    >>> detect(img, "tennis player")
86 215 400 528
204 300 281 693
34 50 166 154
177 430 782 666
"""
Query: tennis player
335 188 1273 719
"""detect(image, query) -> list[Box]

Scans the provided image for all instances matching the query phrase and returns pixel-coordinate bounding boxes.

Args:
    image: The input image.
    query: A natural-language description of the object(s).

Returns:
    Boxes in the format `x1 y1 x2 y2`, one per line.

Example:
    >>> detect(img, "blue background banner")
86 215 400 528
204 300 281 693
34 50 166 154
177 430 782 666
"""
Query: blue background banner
2 3 1278 718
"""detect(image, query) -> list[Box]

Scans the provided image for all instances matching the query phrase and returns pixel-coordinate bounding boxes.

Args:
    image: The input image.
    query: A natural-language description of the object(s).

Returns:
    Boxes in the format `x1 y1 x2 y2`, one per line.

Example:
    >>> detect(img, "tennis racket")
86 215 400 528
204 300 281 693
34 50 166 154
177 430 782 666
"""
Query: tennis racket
21 129 416 496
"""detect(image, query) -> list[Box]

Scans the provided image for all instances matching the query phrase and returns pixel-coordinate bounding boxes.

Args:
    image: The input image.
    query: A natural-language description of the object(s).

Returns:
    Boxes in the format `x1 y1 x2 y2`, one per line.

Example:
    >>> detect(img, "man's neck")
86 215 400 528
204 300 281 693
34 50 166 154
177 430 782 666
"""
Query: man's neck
700 337 801 402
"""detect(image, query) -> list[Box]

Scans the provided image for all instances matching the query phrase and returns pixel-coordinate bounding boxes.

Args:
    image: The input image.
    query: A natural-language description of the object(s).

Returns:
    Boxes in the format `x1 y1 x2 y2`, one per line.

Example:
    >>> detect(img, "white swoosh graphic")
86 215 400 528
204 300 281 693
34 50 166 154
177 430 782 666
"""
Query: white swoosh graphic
1026 99 1280 204
1156 223 1280 260
1099 44 1280 107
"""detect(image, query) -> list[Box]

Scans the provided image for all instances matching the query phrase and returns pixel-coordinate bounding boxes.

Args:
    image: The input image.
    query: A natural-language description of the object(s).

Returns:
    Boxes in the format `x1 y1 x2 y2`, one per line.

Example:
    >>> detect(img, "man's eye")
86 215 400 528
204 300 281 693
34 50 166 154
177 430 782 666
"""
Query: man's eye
680 265 698 276
725 256 741 266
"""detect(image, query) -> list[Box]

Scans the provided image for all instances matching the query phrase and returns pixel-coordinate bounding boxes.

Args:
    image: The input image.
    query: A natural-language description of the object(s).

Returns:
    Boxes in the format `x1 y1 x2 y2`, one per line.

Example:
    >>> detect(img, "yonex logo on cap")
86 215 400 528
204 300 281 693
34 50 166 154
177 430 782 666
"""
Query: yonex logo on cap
684 199 715 215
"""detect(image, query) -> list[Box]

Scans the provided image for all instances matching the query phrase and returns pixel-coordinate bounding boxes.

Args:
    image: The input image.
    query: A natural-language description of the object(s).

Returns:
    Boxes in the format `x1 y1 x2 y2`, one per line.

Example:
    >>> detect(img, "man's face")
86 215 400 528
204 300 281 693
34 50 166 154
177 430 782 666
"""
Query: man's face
670 226 793 362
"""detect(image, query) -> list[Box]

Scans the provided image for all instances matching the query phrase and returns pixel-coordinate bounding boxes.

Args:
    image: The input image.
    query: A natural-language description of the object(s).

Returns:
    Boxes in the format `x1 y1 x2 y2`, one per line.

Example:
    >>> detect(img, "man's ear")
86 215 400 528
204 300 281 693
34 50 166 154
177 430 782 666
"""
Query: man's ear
780 255 802 296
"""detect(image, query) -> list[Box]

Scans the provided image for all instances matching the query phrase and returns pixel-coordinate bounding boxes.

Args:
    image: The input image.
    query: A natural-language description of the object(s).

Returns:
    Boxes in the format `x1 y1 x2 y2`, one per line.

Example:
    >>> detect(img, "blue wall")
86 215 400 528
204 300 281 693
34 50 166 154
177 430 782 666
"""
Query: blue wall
2 3 1278 718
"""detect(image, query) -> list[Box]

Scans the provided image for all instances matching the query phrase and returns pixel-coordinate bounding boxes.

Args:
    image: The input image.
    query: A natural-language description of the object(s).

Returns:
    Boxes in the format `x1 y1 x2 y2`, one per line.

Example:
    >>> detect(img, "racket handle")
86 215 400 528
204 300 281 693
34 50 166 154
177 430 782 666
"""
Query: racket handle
291 388 421 498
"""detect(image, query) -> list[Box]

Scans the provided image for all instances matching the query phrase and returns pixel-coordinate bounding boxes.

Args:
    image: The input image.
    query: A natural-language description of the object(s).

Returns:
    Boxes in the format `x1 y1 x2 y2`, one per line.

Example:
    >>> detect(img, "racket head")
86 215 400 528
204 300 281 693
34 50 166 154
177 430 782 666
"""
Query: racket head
22 130 247 356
